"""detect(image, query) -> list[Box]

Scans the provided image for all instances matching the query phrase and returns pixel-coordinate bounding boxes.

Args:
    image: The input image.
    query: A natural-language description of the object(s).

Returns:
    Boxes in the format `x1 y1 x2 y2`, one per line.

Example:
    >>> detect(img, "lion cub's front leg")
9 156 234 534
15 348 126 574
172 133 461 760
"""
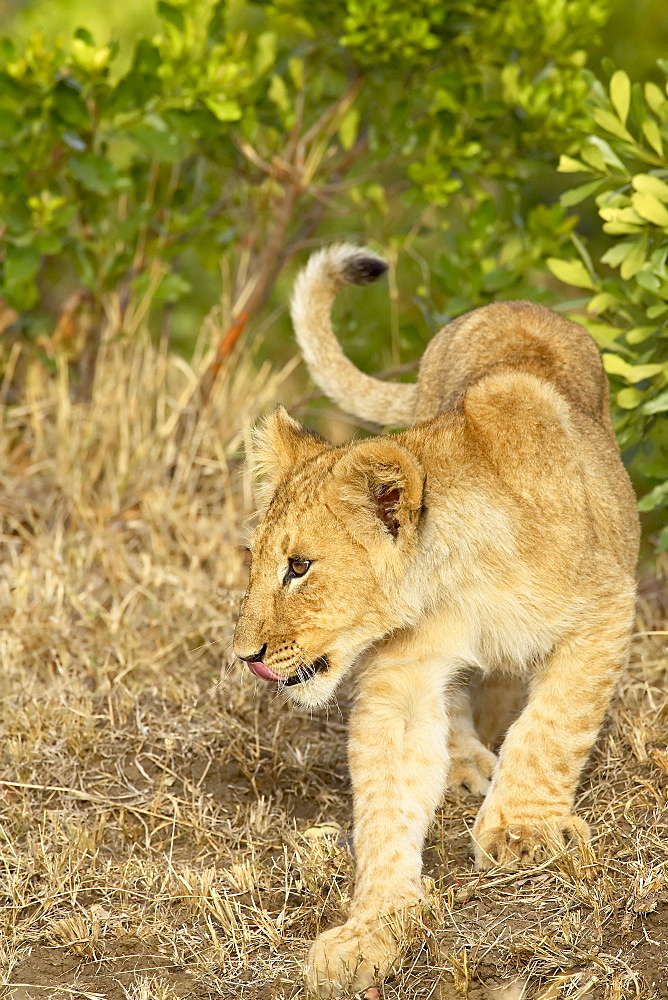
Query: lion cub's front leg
305 652 449 997
473 621 632 868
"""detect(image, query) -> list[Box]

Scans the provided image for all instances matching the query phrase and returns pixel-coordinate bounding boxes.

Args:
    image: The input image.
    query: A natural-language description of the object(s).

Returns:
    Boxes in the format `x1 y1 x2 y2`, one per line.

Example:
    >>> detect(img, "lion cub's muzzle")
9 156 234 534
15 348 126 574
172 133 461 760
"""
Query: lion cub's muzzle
238 648 330 687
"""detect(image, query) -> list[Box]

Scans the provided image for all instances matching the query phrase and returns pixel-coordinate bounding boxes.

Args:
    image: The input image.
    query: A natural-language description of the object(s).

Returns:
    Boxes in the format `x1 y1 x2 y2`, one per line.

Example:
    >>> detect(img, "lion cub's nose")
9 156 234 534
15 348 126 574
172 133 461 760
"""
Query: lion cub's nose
237 643 268 663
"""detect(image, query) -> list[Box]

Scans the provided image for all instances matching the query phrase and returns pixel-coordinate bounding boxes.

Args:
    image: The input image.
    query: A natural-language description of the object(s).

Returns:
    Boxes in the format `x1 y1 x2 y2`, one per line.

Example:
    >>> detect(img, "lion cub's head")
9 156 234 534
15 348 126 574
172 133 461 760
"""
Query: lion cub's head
234 407 425 707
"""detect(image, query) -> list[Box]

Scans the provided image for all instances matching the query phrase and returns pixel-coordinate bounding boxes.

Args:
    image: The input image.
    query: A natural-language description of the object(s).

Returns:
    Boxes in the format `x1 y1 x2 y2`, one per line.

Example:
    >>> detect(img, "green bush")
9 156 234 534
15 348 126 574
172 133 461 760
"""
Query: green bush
0 0 606 389
547 65 668 550
1 0 663 545
0 5 280 390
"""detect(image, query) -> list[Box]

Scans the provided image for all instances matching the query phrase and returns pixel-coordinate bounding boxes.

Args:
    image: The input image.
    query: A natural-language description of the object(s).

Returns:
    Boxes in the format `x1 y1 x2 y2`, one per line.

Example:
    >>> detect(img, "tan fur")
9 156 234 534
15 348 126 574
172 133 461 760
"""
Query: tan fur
234 244 639 997
290 245 416 426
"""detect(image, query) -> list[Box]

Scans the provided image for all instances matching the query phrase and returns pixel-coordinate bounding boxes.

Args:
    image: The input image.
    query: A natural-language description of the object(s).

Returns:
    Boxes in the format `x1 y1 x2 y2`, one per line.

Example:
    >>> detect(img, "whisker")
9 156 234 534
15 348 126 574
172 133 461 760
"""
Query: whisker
209 654 242 692
187 636 234 654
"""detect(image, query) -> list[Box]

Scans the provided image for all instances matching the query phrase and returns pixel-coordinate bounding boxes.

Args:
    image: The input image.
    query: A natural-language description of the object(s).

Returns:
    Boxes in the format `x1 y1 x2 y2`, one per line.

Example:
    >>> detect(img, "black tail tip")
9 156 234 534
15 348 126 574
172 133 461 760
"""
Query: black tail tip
341 253 388 286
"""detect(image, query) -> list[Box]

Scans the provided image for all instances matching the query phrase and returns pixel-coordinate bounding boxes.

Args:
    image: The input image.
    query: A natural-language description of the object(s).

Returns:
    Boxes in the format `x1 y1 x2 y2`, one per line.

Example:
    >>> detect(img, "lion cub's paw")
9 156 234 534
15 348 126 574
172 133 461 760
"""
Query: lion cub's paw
304 917 402 997
473 813 589 870
447 743 497 797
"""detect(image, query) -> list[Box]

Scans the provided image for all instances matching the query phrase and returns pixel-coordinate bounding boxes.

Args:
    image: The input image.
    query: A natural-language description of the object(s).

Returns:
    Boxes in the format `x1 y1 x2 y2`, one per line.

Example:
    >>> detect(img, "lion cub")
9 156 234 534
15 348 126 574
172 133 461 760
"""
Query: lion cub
234 245 639 997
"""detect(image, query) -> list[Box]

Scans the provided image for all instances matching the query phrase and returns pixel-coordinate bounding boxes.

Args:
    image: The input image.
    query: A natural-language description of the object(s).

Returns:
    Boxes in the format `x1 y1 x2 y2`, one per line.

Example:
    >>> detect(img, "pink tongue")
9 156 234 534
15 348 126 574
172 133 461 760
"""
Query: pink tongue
247 660 281 682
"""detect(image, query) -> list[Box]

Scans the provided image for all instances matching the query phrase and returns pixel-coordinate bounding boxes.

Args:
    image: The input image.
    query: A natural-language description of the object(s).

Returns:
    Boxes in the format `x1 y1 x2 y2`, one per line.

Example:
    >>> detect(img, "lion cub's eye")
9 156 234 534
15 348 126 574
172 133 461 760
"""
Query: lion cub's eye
284 557 311 584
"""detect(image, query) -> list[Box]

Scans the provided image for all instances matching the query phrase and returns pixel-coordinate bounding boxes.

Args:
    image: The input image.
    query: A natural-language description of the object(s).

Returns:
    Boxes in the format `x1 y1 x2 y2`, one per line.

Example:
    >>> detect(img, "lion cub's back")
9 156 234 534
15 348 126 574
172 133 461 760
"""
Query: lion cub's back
414 301 612 431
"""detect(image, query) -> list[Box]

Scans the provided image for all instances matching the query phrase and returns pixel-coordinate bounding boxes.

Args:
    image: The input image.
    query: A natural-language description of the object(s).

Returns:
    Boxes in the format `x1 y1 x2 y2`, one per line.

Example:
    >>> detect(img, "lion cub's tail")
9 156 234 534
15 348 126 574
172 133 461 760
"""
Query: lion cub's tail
290 244 417 426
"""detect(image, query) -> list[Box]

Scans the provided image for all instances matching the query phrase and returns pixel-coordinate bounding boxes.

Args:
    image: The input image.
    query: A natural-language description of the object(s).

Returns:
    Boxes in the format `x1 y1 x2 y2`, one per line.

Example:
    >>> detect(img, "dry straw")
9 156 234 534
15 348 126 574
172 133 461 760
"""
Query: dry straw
0 329 666 998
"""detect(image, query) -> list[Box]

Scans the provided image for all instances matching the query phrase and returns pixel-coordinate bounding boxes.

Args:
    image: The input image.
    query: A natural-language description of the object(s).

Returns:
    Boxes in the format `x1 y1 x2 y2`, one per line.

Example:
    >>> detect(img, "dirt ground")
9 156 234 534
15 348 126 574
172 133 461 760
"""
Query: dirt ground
1 338 667 1000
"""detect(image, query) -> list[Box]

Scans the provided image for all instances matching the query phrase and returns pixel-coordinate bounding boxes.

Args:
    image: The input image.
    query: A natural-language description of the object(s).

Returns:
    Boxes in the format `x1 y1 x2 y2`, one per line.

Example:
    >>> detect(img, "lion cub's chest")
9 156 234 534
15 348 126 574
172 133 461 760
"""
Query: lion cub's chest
435 585 573 676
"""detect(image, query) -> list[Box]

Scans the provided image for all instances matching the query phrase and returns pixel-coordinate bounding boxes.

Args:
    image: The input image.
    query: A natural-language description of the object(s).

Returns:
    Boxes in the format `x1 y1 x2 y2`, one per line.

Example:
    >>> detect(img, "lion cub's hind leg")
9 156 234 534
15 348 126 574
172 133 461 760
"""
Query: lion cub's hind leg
447 680 498 797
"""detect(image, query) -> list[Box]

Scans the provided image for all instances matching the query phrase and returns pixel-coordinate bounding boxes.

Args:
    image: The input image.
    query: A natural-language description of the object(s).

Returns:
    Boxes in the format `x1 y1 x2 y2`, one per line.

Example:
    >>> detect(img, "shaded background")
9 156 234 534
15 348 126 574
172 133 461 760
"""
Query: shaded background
1 0 667 552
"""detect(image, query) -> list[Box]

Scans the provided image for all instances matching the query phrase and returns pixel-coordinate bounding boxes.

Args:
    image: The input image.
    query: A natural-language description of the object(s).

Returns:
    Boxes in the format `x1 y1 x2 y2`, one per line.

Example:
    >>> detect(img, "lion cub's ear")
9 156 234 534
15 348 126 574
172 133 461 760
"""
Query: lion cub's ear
331 438 424 549
250 406 329 504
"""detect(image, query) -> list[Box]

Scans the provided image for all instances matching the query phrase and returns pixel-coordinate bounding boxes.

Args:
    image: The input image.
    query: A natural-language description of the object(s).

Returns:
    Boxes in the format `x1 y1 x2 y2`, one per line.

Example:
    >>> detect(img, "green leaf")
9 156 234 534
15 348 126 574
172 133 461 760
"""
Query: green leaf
616 387 644 409
0 107 20 139
33 232 63 256
3 280 38 310
560 179 605 208
586 136 626 172
602 221 643 235
601 241 636 269
631 191 668 227
599 205 643 225
157 2 185 32
133 39 161 76
632 174 668 202
288 57 304 91
432 87 459 114
656 525 668 553
635 270 662 292
268 74 289 113
602 353 664 382
207 0 226 41
69 153 118 196
593 108 634 142
587 292 618 313
0 148 18 174
610 69 631 125
644 82 665 115
256 31 277 75
74 27 94 45
571 231 595 275
204 98 242 122
0 39 16 61
4 245 41 286
481 266 515 293
557 155 592 173
637 479 668 513
547 257 595 289
582 143 610 174
130 123 182 163
155 272 192 304
0 71 24 108
576 319 625 348
642 119 664 157
338 106 360 151
72 243 96 290
71 38 111 73
51 80 89 129
581 143 607 172
625 325 655 345
620 234 648 280
641 388 668 415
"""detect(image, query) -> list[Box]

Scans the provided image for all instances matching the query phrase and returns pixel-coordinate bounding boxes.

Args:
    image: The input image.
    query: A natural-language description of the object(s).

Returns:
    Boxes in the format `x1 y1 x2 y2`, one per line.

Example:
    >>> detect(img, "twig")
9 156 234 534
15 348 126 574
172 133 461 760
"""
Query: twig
0 987 105 999
194 77 366 409
0 779 226 842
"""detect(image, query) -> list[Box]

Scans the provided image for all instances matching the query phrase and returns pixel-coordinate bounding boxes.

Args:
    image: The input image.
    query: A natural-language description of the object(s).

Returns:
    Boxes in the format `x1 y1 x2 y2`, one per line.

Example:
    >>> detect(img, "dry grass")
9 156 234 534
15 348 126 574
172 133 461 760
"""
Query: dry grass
0 332 666 1000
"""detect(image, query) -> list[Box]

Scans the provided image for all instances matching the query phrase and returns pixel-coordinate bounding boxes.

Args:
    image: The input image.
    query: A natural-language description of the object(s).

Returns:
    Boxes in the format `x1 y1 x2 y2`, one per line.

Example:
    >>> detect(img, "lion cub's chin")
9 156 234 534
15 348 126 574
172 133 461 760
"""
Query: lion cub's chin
285 662 349 709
